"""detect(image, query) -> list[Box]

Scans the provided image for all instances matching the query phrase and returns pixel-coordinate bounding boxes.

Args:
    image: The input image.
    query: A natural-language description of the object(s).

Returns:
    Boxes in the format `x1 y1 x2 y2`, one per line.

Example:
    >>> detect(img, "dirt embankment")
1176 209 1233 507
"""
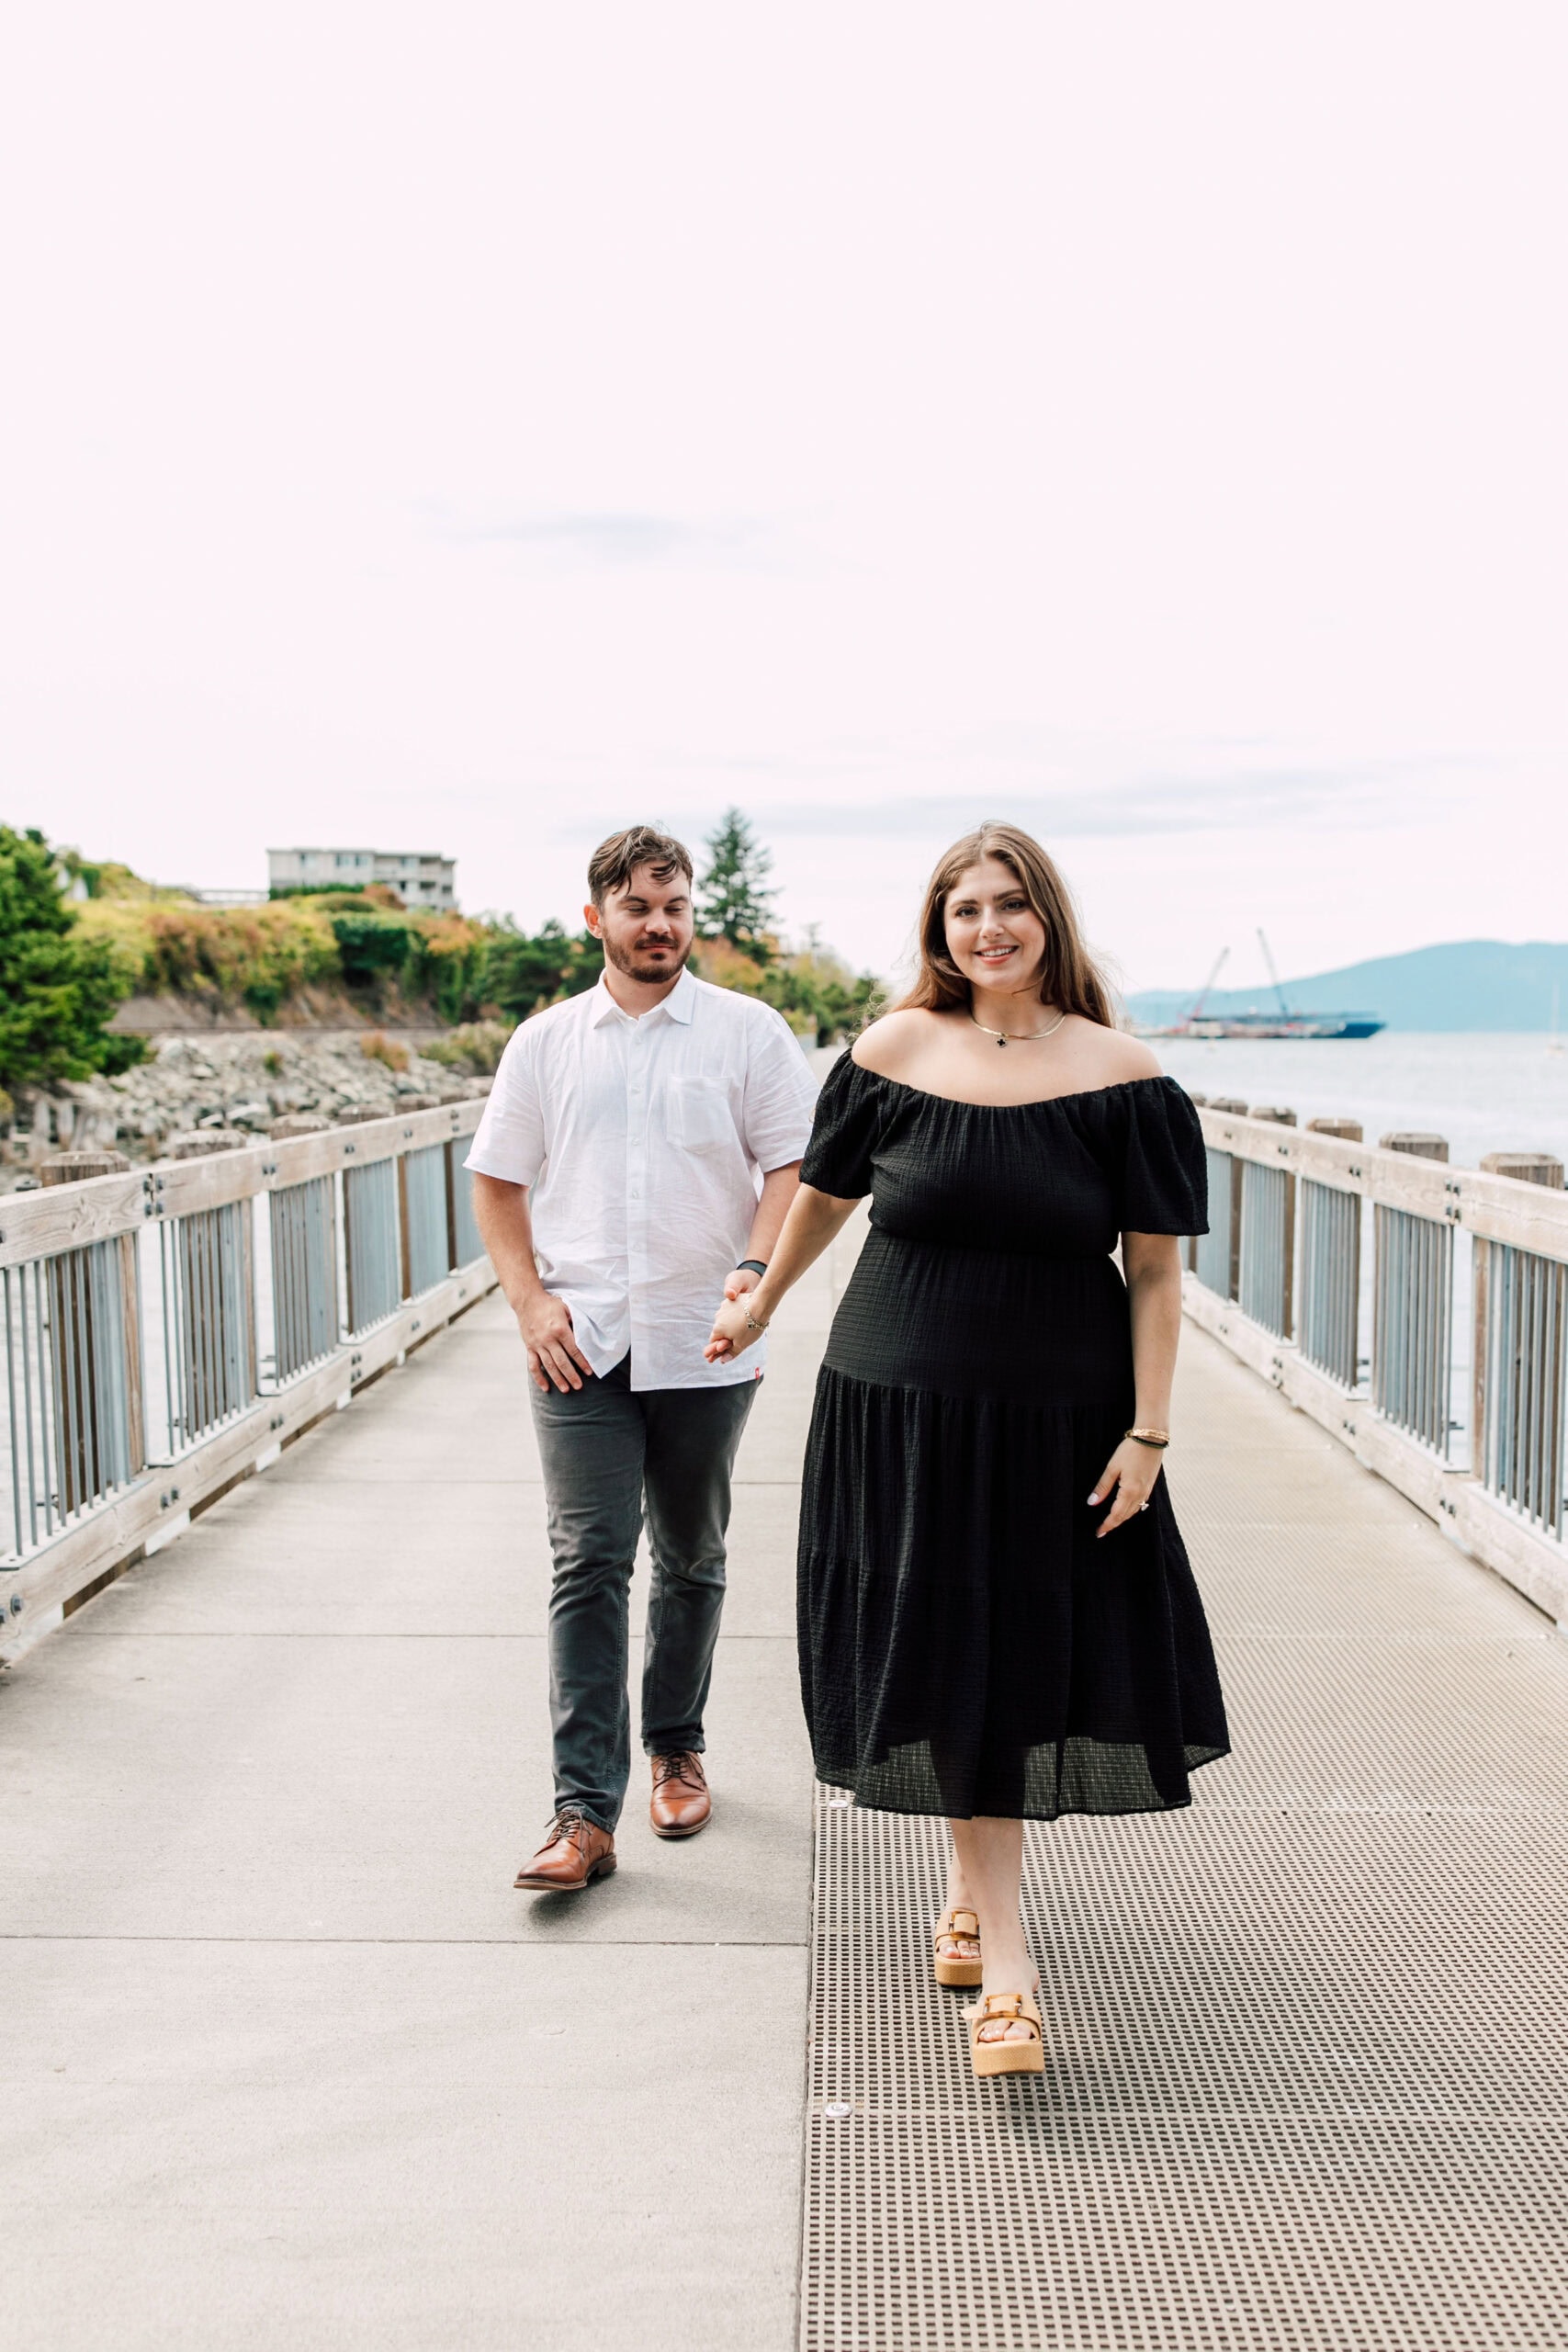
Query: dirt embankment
106 986 455 1036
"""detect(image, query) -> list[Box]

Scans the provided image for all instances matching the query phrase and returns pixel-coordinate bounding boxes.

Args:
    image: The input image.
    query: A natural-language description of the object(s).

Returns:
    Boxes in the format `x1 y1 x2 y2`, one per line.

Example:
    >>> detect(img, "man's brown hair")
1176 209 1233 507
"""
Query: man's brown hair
586 824 694 907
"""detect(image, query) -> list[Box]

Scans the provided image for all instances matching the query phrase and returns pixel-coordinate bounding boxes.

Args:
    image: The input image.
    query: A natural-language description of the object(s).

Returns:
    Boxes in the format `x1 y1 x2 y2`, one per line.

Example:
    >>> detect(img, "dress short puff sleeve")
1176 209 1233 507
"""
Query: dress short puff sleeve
800 1054 884 1200
1104 1075 1209 1236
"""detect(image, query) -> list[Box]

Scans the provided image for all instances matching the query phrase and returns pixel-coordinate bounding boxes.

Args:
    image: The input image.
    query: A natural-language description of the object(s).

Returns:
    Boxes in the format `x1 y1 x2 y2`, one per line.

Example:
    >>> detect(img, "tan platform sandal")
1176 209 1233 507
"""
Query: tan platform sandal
933 1907 983 1988
969 1990 1045 2079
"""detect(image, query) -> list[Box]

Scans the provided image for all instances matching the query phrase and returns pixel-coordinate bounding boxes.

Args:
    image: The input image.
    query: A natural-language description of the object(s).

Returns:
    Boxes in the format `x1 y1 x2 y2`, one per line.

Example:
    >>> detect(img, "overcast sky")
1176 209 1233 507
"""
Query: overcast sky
3 4 1563 994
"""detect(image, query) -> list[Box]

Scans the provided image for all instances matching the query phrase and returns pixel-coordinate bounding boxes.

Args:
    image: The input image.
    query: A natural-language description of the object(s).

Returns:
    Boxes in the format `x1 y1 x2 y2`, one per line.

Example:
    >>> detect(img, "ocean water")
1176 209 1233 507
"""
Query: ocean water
1156 1032 1568 1174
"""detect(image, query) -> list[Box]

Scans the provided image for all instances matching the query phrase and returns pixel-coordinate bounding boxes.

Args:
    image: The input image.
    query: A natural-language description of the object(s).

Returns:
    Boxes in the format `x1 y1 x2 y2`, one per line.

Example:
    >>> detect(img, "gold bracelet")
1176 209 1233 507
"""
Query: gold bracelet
744 1306 771 1335
1125 1426 1169 1449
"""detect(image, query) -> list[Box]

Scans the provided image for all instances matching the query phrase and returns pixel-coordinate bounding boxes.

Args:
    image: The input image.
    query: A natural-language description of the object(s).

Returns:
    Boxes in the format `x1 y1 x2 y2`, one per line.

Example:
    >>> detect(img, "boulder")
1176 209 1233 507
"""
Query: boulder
168 1128 250 1159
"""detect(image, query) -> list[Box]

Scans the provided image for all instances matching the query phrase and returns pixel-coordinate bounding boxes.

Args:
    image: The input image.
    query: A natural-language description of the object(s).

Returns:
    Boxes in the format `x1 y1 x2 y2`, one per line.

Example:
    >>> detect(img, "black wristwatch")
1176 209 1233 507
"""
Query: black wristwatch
735 1259 768 1278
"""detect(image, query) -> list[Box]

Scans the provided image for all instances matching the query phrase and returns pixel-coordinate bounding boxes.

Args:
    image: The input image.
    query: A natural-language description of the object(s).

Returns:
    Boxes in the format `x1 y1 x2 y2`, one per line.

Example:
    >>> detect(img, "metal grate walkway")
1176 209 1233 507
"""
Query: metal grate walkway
800 1326 1568 2351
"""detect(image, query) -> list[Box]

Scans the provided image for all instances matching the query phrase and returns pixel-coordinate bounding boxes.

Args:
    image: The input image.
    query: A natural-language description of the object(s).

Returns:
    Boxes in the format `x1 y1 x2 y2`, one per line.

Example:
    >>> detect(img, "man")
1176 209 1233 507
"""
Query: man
468 825 818 1893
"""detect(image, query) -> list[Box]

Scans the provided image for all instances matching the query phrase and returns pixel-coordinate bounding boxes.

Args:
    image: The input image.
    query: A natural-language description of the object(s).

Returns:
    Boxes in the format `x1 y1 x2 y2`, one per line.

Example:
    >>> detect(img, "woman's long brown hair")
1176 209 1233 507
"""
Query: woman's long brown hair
892 820 1116 1026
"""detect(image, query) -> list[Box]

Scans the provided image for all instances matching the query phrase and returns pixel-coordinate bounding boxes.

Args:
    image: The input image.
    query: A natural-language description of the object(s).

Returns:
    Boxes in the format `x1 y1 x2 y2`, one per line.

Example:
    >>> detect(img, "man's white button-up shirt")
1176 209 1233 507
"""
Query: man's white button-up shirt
465 967 818 1390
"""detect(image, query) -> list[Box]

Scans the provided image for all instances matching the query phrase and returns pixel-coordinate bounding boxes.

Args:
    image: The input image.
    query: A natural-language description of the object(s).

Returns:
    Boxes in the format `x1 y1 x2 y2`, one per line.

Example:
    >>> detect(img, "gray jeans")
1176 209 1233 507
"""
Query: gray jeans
529 1354 759 1832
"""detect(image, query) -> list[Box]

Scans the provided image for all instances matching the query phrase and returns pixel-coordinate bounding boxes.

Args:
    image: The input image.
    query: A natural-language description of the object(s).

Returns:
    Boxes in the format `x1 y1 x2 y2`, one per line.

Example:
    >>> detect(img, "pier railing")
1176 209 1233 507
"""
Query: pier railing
1 1102 495 1657
1185 1104 1568 1625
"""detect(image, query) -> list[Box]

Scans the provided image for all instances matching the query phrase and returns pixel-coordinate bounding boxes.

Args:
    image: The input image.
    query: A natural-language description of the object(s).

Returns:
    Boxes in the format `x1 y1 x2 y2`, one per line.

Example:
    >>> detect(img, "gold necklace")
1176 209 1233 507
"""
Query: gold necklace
967 1007 1069 1049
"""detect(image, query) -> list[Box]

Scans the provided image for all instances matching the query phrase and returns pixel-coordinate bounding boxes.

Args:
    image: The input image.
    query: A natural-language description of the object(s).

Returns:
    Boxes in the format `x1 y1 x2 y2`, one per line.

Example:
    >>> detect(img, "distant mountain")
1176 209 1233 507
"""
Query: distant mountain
1124 941 1568 1034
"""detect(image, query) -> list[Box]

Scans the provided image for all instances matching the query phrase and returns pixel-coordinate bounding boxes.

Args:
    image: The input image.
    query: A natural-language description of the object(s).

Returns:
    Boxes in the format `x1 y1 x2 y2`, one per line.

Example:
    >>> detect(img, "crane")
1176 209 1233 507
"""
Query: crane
1256 929 1292 1020
1186 946 1230 1024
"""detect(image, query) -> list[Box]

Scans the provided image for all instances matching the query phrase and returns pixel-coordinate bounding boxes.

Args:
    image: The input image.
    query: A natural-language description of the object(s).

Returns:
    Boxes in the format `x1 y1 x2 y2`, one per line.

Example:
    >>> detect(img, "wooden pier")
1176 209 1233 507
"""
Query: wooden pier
4 1114 1568 2346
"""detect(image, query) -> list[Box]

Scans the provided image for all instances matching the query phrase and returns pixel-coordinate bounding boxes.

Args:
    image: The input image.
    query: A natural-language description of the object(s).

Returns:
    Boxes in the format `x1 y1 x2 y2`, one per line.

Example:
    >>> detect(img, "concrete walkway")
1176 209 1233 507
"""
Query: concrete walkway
0 1245 839 2352
7 1221 1568 2350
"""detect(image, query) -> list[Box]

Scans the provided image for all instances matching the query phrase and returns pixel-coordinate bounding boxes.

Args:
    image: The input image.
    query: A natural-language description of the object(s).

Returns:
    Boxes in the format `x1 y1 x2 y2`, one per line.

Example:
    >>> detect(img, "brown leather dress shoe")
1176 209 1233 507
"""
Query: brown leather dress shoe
649 1751 712 1839
513 1808 617 1892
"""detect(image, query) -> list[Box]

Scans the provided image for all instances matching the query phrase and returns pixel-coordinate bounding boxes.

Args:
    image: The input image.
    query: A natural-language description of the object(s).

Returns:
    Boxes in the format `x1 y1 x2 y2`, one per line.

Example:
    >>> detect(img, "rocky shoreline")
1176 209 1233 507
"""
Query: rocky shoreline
2 1032 493 1190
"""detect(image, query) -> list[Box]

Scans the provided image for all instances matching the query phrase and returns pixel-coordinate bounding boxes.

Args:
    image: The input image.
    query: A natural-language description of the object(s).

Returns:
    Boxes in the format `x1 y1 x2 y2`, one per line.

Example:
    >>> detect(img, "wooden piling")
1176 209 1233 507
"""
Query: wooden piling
1380 1132 1450 1161
39 1150 131 1186
1479 1152 1564 1189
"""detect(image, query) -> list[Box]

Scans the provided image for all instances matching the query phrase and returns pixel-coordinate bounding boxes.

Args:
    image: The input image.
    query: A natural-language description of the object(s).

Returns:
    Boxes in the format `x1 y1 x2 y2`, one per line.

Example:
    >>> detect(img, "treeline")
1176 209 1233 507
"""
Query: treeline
1 811 878 1105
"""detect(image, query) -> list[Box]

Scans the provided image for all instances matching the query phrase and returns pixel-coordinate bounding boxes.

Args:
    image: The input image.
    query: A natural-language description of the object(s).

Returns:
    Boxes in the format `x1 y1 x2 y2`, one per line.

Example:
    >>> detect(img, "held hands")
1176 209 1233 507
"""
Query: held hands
516 1292 595 1394
705 1265 764 1365
1087 1438 1162 1536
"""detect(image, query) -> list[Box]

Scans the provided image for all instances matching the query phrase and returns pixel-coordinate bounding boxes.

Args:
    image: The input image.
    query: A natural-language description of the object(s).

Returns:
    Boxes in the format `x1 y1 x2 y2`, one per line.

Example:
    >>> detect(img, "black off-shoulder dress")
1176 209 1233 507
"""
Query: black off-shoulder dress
796 1057 1229 1821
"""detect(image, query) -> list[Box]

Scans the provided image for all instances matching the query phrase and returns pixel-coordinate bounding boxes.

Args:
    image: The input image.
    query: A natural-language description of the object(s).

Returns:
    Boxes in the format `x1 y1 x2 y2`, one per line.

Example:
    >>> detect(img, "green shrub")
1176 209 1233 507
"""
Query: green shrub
331 913 412 984
405 914 489 1024
99 1033 151 1075
244 980 283 1023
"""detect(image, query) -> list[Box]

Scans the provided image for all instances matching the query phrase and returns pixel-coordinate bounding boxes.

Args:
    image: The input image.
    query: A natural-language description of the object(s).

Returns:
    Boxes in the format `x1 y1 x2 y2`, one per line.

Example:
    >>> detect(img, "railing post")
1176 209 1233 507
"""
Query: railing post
344 1159 401 1333
1206 1102 1248 1299
398 1142 449 1299
446 1138 484 1270
39 1151 144 1503
1380 1132 1450 1162
1373 1132 1454 1453
40 1152 130 1184
1183 1098 1206 1273
1474 1151 1566 1537
1297 1121 1363 1387
1481 1154 1565 1188
1223 1107 1298 1340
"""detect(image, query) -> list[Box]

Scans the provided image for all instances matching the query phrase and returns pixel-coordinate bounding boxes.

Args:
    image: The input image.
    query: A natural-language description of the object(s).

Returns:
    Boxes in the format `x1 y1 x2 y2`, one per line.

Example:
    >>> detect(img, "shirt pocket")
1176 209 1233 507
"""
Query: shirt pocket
669 1077 737 1155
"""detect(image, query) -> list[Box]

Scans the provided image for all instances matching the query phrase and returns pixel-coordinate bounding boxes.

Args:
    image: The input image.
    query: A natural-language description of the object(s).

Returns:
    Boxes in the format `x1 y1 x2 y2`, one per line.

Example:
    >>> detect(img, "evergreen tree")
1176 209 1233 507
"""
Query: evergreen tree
0 826 139 1093
695 808 778 960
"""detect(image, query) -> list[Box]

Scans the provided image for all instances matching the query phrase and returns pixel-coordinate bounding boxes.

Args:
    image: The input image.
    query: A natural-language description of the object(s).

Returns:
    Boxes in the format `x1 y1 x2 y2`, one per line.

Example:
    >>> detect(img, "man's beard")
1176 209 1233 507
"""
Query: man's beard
603 932 692 984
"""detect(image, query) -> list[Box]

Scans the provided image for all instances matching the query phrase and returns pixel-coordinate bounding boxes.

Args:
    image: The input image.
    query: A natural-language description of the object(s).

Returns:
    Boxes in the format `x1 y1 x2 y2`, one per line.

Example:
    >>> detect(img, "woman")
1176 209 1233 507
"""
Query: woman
706 821 1228 2080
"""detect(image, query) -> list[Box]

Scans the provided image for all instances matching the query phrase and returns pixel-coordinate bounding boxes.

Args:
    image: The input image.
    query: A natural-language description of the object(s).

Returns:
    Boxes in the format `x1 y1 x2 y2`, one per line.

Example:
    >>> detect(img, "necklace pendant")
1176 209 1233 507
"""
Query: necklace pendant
997 1034 1007 1047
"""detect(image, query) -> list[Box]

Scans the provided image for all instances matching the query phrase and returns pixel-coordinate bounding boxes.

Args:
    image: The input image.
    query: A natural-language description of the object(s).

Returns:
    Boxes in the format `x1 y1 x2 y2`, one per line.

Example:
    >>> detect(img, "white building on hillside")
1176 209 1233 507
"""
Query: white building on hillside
267 848 457 909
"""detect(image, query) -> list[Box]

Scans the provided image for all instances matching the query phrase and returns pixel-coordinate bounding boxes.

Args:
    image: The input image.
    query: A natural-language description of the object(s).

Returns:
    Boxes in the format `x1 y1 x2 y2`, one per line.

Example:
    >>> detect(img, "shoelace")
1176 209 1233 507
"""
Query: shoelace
652 1751 704 1789
546 1806 589 1849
